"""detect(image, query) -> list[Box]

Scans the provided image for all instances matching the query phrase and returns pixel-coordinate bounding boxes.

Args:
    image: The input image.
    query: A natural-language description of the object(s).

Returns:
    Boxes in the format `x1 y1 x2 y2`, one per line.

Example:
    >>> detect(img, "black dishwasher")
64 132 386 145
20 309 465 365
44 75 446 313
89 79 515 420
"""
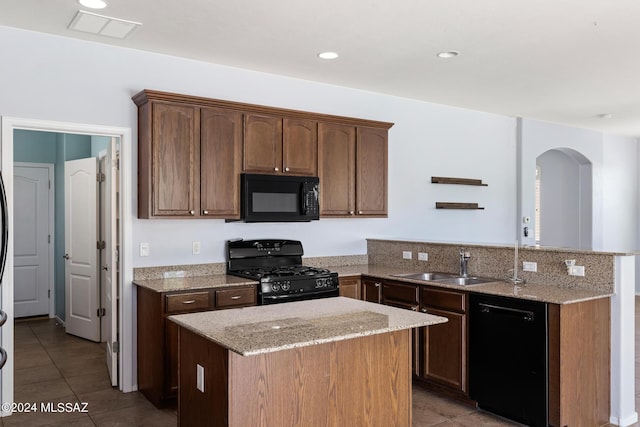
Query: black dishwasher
469 293 548 427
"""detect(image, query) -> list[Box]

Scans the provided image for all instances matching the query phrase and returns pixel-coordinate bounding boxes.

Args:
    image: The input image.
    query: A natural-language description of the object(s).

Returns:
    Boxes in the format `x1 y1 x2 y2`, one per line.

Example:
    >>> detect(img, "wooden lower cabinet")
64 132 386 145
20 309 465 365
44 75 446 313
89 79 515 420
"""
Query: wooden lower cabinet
339 276 361 299
361 276 382 303
136 284 257 408
418 286 469 399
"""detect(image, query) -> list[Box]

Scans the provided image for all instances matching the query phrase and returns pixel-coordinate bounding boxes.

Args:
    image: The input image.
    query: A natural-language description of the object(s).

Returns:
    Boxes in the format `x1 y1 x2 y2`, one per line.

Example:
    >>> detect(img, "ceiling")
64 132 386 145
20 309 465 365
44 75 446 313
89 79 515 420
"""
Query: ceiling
2 0 640 137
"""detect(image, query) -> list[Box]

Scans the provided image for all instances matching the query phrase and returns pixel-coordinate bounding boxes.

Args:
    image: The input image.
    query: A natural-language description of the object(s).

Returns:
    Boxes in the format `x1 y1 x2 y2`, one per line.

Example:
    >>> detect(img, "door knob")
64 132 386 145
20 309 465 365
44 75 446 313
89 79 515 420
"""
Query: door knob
63 253 70 260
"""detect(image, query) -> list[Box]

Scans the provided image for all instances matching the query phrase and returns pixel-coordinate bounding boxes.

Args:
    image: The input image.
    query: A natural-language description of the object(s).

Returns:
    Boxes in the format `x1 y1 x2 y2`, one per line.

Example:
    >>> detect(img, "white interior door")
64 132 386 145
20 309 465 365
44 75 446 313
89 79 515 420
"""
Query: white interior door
13 164 53 318
65 157 100 342
101 138 119 386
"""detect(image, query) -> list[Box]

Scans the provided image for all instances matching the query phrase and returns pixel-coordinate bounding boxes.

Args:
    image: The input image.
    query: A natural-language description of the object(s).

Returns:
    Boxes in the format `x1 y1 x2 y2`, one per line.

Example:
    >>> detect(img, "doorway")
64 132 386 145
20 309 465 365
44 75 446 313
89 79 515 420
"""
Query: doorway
1 116 135 414
536 148 593 250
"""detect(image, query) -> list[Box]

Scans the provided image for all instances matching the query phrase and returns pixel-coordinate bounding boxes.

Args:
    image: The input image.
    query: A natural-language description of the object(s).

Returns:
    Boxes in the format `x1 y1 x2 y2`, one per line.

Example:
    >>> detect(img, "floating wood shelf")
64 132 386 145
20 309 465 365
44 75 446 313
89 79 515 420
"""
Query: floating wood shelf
431 176 488 186
436 202 485 210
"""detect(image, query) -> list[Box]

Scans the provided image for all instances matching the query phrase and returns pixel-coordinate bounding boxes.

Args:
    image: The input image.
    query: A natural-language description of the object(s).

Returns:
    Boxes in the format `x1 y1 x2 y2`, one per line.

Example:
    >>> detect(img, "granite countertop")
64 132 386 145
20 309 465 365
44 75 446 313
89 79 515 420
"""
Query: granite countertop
331 264 613 305
133 274 258 292
169 296 447 356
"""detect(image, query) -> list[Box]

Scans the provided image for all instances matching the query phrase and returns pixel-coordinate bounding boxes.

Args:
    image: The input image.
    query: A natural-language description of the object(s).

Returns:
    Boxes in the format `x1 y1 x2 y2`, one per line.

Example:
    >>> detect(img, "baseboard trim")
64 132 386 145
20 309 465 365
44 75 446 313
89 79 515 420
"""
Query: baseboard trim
55 315 65 326
610 411 639 426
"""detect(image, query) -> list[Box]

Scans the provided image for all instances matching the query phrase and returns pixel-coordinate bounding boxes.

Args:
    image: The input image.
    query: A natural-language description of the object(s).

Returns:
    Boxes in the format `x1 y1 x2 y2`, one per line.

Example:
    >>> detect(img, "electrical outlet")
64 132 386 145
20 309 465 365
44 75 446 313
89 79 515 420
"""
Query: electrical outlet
522 261 537 272
402 251 412 260
192 241 201 255
418 252 428 261
196 364 205 392
139 243 149 257
568 265 585 276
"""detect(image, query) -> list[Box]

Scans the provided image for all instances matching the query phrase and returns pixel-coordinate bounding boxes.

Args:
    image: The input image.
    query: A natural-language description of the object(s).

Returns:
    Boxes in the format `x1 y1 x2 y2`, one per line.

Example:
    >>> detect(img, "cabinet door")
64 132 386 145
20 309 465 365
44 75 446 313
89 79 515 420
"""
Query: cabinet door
356 126 387 216
151 103 200 217
165 318 179 397
421 307 467 394
283 118 317 176
200 108 243 218
318 123 356 216
243 113 283 173
339 276 361 299
361 277 382 303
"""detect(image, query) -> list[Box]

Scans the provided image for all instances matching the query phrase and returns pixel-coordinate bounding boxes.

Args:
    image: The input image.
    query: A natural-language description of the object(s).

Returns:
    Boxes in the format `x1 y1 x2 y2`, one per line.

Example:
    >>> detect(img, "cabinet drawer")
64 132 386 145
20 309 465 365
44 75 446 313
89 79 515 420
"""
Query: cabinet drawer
422 287 465 313
165 292 210 314
215 286 257 308
382 281 419 305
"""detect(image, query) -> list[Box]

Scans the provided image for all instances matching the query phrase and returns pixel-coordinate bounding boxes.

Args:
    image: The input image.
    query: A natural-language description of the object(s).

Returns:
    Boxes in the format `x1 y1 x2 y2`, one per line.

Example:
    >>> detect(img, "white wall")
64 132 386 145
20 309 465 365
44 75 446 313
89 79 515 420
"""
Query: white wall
0 25 518 268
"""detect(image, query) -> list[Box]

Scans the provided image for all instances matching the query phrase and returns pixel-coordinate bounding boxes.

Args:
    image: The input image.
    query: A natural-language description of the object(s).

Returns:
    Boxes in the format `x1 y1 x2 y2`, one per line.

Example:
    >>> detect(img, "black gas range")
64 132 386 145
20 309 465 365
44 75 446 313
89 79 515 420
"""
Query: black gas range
226 239 339 305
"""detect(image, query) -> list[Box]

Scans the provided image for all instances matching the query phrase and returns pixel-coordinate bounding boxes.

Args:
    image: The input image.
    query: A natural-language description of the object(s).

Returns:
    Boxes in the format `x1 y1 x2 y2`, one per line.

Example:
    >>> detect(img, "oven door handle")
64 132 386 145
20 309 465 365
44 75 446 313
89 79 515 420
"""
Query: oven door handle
262 289 338 302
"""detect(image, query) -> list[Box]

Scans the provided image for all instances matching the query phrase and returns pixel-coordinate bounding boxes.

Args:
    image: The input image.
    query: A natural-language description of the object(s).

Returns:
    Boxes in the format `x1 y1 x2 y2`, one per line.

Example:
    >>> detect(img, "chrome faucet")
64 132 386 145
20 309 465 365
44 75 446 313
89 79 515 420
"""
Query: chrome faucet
459 248 471 277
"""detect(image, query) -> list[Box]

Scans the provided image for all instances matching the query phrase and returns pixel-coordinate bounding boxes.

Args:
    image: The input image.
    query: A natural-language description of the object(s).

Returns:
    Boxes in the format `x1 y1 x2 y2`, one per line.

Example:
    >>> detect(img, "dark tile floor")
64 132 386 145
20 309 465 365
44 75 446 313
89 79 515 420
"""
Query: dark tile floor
5 298 639 426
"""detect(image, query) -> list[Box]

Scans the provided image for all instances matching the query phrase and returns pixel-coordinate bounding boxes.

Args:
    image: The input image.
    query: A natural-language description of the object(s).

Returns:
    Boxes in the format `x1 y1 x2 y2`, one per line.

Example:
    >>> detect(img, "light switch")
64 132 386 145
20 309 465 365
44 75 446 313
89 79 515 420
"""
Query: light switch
140 243 149 257
402 251 412 260
192 241 201 255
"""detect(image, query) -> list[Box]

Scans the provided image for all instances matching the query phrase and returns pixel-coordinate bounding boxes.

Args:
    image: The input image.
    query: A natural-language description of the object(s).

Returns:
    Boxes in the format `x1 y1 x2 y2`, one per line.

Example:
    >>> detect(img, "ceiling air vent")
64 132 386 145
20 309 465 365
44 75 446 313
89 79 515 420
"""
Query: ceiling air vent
68 10 141 39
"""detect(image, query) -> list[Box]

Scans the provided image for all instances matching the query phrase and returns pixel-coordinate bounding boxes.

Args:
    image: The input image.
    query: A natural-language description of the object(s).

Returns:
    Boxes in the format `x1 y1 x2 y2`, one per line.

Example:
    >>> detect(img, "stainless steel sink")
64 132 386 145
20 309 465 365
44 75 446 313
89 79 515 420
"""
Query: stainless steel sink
433 276 496 286
392 272 456 281
392 272 497 286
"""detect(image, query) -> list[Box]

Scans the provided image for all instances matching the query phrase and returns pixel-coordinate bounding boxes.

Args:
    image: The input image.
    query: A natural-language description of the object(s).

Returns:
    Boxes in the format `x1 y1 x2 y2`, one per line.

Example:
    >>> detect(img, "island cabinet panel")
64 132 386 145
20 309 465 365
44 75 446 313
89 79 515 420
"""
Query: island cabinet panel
338 275 361 299
547 298 610 427
178 327 412 427
200 107 243 218
418 287 469 400
150 102 200 217
136 285 257 408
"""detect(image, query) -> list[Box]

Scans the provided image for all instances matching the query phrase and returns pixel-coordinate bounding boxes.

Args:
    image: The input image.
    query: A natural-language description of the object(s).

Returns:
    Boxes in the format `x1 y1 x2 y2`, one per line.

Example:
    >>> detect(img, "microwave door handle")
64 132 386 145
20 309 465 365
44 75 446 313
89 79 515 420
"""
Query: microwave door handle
301 185 309 215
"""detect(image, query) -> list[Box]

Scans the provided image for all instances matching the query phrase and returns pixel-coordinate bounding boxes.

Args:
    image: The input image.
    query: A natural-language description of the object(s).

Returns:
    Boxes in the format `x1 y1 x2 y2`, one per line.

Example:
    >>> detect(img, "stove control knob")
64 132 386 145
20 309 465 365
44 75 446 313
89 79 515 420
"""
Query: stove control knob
281 282 290 291
271 283 281 292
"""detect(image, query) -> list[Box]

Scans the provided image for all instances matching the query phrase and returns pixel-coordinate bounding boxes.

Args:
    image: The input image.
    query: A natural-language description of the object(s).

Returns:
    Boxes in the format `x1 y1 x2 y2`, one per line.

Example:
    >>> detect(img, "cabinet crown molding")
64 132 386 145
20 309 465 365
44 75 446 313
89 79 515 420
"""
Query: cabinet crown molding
132 89 394 130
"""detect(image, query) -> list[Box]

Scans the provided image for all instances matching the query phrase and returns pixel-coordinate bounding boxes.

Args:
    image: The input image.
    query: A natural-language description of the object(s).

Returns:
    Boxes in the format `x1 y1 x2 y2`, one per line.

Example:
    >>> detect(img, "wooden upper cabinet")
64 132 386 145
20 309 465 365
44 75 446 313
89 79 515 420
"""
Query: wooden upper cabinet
356 127 388 216
150 103 200 217
243 113 283 174
319 123 388 217
200 107 243 218
318 123 356 216
134 89 392 219
243 115 317 175
283 118 317 176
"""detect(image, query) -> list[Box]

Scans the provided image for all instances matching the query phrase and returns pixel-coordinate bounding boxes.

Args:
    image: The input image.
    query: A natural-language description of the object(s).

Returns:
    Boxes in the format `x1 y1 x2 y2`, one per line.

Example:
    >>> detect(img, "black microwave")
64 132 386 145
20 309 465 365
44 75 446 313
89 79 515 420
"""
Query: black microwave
239 173 320 222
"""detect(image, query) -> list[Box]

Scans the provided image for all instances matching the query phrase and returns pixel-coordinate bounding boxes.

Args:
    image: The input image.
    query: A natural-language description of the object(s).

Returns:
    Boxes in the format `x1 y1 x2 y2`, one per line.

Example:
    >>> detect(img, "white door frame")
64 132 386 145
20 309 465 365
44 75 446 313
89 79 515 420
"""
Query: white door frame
0 117 135 415
14 162 55 318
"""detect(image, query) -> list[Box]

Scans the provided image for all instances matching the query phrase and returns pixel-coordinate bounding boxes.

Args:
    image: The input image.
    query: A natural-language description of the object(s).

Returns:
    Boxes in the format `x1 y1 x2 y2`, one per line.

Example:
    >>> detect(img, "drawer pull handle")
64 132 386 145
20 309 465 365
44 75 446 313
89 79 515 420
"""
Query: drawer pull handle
230 295 242 300
182 300 196 304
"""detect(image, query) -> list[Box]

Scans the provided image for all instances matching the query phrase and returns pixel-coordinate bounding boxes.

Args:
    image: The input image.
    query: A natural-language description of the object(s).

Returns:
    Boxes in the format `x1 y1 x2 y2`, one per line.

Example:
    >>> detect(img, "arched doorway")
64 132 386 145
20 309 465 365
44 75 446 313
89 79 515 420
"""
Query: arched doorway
536 148 592 249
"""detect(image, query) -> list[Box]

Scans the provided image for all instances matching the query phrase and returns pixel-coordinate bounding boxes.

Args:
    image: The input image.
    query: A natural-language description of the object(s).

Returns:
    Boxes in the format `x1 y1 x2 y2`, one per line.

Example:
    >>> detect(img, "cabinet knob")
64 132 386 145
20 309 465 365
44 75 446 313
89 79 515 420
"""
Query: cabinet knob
285 167 290 172
190 210 195 216
203 210 209 215
358 210 363 215
375 282 381 287
274 167 279 172
349 211 355 215
411 306 419 311
420 308 428 313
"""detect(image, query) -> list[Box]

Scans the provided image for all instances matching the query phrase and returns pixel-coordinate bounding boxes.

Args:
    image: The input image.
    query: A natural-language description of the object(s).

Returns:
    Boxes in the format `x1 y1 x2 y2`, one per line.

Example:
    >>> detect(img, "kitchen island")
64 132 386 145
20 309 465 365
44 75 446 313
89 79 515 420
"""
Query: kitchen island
169 296 447 427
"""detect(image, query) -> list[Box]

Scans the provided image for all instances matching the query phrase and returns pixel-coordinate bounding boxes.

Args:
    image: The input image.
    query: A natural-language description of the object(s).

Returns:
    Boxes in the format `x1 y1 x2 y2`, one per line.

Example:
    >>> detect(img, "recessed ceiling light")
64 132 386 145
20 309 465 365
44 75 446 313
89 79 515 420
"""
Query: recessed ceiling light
78 0 108 9
437 51 459 59
318 52 339 60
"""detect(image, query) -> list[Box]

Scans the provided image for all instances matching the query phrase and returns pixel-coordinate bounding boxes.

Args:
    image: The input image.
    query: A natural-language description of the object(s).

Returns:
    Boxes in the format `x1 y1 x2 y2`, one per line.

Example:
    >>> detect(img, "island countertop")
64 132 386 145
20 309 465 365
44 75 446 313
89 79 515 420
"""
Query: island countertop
169 296 447 356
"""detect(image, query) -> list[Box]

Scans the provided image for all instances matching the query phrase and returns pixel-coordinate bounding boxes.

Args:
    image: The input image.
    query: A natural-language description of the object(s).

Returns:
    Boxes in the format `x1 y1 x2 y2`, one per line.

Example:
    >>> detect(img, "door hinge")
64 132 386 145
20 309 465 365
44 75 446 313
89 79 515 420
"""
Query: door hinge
48 289 51 299
113 341 120 353
48 234 51 244
96 173 105 182
97 308 106 317
97 241 106 250
48 180 51 189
